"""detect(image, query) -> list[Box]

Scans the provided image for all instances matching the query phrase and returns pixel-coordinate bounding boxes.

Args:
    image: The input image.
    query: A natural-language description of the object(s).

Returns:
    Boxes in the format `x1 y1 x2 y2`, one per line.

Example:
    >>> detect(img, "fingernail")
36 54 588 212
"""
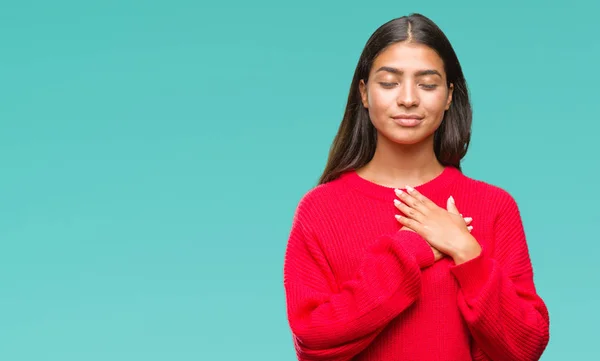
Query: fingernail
394 199 400 205
395 188 404 196
464 217 472 222
406 185 414 193
449 196 455 204
468 226 473 231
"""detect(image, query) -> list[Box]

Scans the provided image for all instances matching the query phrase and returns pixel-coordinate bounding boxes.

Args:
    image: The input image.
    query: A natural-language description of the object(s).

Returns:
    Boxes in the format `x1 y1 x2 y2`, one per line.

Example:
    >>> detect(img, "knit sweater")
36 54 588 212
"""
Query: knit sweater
283 165 549 361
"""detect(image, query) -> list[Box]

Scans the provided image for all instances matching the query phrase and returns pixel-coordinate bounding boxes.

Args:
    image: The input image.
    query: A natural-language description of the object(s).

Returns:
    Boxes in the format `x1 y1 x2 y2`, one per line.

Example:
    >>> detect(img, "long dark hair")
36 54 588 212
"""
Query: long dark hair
318 13 472 185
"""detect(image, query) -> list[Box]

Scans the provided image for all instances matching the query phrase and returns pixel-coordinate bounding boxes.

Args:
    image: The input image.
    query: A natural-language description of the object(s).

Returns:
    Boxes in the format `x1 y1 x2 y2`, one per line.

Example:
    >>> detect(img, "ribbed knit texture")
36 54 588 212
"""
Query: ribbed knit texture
283 166 549 361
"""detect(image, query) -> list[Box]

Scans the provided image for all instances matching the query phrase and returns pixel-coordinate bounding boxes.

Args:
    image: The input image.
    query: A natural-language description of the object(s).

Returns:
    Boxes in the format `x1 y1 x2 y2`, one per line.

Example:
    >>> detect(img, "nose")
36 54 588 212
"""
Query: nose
397 83 419 108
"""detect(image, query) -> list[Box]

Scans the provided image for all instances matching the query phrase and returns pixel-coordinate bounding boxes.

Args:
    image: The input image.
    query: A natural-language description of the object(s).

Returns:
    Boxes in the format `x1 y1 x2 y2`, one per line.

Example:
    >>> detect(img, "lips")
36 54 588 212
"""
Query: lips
391 115 424 127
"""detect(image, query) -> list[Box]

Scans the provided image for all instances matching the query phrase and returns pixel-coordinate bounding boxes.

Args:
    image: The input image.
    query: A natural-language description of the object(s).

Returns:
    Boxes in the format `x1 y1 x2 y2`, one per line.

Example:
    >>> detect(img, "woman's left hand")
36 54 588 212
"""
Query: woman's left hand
394 186 482 265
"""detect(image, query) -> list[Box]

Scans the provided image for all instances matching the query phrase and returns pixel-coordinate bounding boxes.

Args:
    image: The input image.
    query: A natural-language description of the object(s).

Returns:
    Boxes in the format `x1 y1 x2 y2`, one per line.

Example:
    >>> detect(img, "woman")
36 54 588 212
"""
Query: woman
282 13 550 361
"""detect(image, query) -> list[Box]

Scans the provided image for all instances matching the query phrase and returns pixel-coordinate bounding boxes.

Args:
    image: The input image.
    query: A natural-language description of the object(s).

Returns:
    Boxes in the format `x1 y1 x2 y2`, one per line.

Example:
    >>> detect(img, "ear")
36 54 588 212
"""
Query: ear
359 79 369 108
445 83 454 110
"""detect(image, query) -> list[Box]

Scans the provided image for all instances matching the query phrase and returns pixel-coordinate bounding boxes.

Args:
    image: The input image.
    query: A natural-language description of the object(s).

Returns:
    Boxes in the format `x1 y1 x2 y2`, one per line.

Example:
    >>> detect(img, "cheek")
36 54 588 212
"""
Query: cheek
422 91 449 115
368 88 396 114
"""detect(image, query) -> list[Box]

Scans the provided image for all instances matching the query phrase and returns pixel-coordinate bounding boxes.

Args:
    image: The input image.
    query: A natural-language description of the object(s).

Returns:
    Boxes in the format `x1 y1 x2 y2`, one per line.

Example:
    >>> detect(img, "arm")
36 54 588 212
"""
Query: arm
449 192 550 361
283 205 435 361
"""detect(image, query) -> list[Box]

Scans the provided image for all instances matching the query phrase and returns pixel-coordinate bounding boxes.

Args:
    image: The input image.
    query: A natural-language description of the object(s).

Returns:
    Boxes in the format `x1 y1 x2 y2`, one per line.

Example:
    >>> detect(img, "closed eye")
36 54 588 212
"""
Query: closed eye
379 82 438 90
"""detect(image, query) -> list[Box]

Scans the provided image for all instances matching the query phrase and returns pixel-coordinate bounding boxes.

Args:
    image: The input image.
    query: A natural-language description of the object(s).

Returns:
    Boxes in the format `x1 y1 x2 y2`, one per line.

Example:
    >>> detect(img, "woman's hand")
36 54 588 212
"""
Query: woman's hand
398 216 472 262
393 186 481 265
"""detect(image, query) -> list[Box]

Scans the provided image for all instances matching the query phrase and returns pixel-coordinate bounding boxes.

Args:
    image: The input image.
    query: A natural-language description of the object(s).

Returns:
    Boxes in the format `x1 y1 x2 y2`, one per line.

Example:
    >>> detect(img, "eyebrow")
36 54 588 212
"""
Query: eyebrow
375 66 442 78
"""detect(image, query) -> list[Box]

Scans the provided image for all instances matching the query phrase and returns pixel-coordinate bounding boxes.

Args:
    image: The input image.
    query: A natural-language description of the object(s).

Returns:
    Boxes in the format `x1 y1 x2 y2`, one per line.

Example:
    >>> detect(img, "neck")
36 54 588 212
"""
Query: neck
356 134 445 188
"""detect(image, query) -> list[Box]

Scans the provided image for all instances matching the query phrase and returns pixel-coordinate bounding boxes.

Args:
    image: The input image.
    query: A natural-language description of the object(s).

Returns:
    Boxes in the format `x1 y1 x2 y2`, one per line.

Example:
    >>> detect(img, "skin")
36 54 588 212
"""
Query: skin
395 187 480 265
357 41 481 265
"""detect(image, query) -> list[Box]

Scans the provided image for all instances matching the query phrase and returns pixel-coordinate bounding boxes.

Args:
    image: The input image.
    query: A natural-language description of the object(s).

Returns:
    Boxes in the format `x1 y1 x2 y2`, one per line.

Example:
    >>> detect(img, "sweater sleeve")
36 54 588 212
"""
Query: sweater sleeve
449 191 550 361
283 203 435 361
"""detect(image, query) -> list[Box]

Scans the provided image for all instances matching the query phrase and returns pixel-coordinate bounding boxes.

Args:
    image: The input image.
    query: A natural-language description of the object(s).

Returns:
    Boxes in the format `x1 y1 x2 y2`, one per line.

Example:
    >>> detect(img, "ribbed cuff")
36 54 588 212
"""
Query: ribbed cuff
449 250 495 301
391 230 435 269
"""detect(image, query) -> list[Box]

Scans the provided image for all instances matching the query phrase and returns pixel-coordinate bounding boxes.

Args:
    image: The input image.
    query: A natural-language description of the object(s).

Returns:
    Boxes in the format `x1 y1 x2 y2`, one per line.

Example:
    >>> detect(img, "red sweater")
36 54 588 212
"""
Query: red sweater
283 166 549 361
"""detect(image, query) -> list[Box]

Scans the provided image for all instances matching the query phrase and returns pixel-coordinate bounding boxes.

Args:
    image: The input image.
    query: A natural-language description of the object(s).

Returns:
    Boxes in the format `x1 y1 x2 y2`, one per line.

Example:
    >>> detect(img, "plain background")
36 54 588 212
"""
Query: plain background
1 0 598 360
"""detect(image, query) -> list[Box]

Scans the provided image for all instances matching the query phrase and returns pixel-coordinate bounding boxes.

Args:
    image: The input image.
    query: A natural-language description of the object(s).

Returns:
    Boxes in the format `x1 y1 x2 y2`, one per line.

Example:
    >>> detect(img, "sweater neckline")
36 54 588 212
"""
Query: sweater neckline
340 165 460 200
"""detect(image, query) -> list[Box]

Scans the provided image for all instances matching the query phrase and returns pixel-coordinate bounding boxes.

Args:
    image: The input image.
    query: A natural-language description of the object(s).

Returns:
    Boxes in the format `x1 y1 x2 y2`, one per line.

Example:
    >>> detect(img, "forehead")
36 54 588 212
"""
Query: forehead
371 42 446 75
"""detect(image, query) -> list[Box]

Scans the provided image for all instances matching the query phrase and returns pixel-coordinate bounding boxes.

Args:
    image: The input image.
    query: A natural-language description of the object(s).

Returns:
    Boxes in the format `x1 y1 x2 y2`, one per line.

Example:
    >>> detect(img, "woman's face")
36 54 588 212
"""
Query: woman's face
359 41 453 145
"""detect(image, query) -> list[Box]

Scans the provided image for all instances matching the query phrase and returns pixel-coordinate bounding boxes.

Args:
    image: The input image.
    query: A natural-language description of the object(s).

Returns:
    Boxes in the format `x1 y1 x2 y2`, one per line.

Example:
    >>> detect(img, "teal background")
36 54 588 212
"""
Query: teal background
1 0 597 359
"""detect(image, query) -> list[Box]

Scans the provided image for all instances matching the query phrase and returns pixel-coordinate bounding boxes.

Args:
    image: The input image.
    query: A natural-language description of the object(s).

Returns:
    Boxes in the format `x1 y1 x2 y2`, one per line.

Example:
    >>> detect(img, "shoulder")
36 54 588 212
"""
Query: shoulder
293 175 349 217
455 170 521 212
287 176 349 240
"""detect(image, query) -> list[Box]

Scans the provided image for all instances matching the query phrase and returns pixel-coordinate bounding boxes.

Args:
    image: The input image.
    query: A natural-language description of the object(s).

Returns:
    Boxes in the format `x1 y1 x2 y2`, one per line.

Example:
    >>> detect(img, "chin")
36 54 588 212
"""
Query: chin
379 128 434 146
389 135 426 145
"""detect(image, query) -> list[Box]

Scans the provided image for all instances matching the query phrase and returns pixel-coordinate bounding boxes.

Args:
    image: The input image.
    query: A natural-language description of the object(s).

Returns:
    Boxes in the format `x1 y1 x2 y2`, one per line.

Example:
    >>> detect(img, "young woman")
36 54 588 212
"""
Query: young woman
282 13 550 361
